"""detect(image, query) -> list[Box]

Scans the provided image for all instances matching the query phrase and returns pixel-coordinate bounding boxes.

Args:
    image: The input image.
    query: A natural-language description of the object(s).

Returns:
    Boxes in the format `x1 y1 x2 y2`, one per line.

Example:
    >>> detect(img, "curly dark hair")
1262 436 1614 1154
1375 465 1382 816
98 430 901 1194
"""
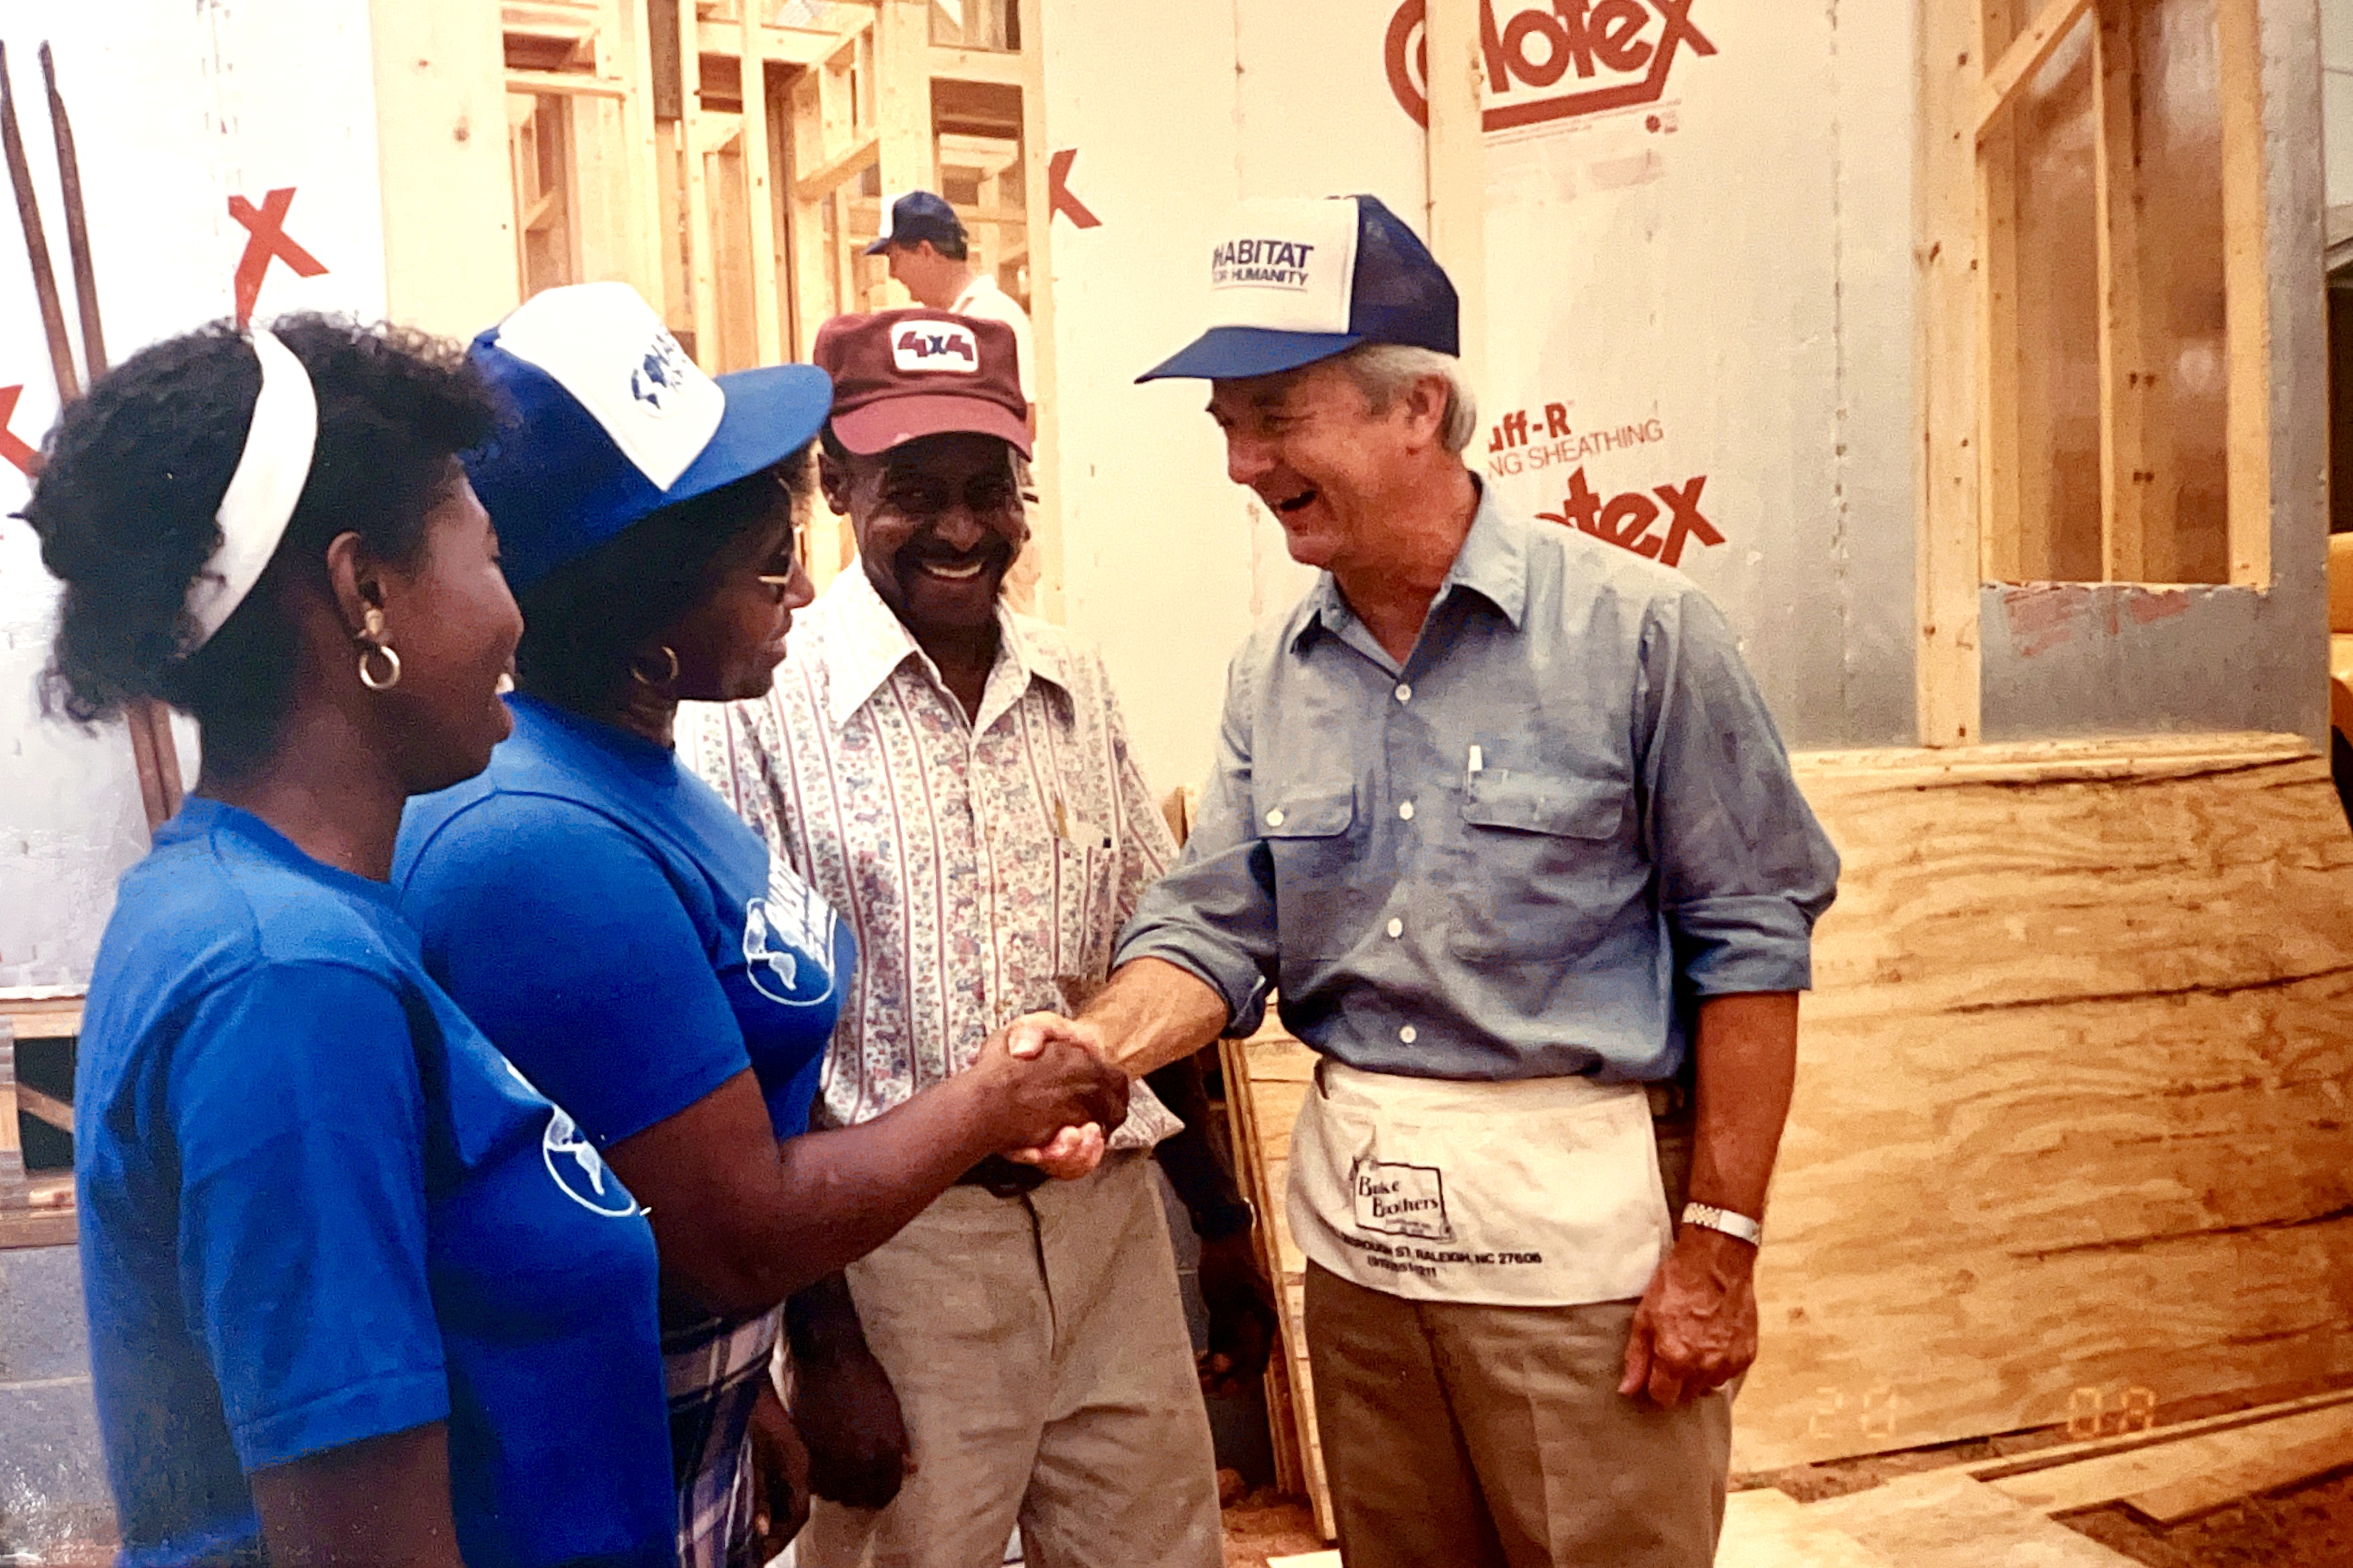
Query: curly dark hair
24 315 497 775
513 452 811 715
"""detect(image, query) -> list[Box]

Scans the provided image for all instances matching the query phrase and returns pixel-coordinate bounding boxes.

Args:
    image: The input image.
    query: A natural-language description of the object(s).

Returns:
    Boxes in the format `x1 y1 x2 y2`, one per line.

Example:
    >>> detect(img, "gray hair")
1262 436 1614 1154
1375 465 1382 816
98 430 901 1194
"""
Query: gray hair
1334 343 1480 454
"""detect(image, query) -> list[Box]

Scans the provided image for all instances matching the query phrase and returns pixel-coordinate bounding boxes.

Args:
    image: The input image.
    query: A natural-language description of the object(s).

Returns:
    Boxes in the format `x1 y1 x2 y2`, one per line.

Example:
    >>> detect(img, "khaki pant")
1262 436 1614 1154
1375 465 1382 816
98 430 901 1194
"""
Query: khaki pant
798 1153 1222 1568
1302 1117 1732 1568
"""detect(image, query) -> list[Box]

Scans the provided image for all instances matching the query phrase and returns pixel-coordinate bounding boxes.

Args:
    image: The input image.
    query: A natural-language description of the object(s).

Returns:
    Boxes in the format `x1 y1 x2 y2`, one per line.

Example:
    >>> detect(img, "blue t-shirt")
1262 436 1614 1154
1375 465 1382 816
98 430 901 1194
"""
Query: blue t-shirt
75 798 676 1568
394 695 852 1149
393 696 853 1550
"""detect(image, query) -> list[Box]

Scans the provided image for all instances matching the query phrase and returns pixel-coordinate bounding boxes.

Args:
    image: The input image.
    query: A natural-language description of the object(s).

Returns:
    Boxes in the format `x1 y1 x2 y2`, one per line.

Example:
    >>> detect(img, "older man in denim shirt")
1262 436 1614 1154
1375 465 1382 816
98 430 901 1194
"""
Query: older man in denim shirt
1017 196 1839 1567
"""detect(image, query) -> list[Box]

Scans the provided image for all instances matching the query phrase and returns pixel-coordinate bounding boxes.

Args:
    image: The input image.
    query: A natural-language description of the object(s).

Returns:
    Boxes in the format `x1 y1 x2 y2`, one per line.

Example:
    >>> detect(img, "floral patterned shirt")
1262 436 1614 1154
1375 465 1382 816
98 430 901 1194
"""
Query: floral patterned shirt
678 568 1181 1149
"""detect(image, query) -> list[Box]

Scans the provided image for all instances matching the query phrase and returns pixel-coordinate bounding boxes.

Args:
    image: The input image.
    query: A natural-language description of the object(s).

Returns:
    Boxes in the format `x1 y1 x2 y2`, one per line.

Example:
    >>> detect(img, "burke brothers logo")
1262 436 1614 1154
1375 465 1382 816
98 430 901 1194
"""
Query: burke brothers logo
1385 0 1715 133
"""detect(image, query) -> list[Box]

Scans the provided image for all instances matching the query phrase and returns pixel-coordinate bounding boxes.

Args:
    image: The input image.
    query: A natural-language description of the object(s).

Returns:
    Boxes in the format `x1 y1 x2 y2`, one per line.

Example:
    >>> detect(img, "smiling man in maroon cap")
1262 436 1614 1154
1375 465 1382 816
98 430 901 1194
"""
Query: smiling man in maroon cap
675 308 1230 1568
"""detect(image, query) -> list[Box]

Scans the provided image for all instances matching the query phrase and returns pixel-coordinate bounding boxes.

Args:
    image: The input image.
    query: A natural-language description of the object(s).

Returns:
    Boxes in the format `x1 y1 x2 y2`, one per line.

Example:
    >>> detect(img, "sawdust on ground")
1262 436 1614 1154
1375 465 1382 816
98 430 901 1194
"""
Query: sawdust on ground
1220 1489 1326 1567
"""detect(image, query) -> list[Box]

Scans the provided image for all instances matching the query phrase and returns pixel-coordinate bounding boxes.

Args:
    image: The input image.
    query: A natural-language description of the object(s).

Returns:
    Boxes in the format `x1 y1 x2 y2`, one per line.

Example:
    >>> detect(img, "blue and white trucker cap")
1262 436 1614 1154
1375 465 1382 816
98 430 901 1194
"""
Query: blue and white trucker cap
1136 194 1459 382
463 281 834 592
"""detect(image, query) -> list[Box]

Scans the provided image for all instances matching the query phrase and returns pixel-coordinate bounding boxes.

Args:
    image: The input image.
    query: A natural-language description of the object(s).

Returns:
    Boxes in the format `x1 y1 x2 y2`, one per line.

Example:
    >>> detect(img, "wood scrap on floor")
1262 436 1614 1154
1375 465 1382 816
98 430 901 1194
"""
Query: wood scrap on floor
1800 1471 2142 1565
1956 1387 2353 1483
1987 1399 2353 1518
2126 1418 2353 1525
1717 1488 1896 1567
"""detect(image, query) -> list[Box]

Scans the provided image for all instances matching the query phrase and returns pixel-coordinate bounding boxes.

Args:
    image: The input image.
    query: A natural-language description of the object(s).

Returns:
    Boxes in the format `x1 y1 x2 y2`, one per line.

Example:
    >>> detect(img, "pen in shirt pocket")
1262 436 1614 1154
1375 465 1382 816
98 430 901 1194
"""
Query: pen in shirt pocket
1466 743 1484 791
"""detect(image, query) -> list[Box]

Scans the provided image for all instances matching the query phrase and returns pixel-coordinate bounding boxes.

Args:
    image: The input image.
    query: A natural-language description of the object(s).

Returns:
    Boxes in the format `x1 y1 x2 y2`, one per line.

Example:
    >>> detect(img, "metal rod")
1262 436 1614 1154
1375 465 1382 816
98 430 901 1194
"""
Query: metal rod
29 42 181 827
0 41 78 401
40 43 103 376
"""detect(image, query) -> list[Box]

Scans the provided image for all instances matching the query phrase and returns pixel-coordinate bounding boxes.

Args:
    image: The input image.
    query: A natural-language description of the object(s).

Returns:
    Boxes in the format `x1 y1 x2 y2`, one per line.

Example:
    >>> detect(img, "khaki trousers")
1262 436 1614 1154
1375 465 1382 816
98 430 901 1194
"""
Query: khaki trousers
1302 1116 1732 1568
798 1153 1222 1568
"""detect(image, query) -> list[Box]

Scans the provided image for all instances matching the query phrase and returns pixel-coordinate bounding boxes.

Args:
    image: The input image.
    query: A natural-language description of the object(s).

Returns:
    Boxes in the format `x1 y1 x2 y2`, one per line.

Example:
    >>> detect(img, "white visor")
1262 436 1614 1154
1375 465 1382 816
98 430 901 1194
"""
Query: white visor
182 328 318 651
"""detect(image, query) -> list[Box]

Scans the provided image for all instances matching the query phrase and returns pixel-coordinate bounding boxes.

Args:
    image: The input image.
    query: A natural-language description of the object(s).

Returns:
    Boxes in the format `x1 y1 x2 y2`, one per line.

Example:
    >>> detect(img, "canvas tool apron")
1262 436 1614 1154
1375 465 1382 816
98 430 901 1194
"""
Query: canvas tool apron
1287 1057 1673 1307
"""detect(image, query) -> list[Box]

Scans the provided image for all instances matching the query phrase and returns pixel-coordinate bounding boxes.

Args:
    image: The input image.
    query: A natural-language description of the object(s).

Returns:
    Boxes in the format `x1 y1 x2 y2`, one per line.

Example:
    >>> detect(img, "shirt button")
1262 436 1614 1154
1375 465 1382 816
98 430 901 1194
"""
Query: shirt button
1386 917 1404 938
1399 1025 1419 1044
1398 801 1415 821
1265 808 1286 828
1395 682 1413 703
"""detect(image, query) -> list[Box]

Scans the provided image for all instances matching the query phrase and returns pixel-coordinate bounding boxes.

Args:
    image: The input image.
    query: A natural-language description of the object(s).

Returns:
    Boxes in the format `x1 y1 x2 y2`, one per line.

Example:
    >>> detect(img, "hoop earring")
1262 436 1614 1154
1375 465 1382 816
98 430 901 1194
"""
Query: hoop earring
630 645 680 690
355 607 403 692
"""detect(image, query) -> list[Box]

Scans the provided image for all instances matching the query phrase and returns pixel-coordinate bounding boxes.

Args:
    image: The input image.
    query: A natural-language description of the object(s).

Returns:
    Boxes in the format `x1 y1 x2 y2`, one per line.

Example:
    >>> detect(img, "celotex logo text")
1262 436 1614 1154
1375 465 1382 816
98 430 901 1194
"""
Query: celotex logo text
1385 0 1716 134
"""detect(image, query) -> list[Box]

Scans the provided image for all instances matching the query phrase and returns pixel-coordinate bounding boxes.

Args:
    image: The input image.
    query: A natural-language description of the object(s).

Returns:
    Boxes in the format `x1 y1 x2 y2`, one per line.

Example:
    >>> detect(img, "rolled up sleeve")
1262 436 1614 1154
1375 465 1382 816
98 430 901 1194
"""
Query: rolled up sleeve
1636 589 1841 995
1114 653 1281 1035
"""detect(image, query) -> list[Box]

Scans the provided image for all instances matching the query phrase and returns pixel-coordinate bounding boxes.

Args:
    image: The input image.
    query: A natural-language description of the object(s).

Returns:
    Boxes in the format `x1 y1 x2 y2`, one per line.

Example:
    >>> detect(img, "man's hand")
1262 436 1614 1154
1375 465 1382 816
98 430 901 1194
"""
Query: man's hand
1195 1231 1278 1398
791 1340 914 1510
998 1012 1117 1178
1004 1120 1107 1180
1001 1010 1109 1063
747 1378 810 1554
1618 1228 1759 1408
964 1012 1128 1155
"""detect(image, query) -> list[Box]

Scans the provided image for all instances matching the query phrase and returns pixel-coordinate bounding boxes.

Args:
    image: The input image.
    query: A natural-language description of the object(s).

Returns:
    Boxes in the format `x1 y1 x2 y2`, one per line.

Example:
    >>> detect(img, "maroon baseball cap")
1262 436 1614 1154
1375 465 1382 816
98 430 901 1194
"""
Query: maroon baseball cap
813 308 1032 459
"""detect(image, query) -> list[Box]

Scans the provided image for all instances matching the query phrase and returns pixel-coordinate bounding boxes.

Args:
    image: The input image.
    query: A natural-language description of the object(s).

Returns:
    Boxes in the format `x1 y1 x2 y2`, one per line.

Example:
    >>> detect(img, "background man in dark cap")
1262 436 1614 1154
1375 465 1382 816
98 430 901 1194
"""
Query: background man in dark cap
868 190 1035 422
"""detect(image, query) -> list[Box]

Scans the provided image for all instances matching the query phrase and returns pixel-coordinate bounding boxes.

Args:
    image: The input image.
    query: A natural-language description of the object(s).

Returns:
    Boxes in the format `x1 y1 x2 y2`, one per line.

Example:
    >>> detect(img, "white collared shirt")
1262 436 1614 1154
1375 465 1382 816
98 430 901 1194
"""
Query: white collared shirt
951 274 1035 403
678 567 1181 1147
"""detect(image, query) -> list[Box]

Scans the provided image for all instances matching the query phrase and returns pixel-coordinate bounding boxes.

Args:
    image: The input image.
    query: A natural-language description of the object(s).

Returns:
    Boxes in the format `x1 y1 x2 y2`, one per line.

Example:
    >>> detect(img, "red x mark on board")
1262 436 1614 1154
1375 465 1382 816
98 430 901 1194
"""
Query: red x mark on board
229 188 327 327
1047 149 1101 230
0 385 38 477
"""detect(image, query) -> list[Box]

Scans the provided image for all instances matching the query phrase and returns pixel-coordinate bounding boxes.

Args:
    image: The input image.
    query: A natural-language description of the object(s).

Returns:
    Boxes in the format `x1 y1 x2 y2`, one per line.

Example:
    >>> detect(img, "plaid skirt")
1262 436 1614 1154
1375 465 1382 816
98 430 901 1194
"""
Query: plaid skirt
665 1301 785 1568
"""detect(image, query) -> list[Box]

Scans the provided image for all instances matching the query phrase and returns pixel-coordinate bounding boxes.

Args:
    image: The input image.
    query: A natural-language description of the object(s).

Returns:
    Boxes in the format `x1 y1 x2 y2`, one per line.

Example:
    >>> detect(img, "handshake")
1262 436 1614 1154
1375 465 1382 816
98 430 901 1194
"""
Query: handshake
962 1011 1131 1181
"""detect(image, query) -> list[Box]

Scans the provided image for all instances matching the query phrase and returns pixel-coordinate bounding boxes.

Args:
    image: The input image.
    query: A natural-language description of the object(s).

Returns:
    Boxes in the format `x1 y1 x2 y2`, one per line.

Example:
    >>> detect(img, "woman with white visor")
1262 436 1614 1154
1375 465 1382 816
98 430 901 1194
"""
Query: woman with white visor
40 316 680 1565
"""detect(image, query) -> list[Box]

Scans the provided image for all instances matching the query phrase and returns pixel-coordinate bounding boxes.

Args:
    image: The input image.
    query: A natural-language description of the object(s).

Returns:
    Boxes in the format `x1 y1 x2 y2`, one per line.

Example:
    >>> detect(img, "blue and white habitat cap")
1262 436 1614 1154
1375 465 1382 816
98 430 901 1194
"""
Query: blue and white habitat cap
463 281 834 591
1136 194 1459 383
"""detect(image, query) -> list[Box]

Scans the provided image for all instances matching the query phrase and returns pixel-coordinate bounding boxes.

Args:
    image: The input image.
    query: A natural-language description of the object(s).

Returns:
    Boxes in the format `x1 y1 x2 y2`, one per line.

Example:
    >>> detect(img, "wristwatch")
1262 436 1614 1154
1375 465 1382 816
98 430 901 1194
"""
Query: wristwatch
1680 1202 1763 1246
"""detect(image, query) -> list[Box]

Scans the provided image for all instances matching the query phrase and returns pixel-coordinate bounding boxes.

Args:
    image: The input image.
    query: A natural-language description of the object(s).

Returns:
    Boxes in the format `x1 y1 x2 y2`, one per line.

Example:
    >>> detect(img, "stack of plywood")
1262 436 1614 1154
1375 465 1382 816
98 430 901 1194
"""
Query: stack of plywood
1219 733 2353 1531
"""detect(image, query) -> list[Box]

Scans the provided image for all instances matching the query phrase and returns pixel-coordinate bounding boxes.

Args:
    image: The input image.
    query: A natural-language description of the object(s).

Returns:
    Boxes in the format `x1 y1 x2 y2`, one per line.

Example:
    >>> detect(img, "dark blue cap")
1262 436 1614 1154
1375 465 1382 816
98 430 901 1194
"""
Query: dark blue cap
1138 194 1459 382
461 282 833 593
865 191 967 255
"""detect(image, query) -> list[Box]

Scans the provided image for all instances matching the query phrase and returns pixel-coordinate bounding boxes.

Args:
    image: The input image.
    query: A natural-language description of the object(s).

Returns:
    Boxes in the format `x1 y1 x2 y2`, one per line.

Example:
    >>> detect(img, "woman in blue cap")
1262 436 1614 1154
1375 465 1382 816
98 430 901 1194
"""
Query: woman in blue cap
394 283 1127 1568
37 316 678 1566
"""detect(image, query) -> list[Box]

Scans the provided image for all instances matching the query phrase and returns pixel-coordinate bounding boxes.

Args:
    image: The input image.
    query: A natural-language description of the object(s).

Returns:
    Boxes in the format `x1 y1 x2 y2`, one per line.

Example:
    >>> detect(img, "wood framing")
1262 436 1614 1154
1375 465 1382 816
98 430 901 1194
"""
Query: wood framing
1975 0 2092 136
1010 0 1062 615
1917 0 1983 745
1955 0 2274 593
678 0 718 368
2217 0 2269 586
2091 0 2151 581
371 0 521 339
738 0 783 367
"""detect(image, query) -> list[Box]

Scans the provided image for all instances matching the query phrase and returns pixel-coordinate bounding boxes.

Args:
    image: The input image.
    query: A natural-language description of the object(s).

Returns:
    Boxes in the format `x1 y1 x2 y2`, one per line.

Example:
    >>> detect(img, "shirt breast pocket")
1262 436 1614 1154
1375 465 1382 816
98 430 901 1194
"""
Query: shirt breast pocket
1448 771 1631 962
1050 835 1110 980
1260 786 1361 958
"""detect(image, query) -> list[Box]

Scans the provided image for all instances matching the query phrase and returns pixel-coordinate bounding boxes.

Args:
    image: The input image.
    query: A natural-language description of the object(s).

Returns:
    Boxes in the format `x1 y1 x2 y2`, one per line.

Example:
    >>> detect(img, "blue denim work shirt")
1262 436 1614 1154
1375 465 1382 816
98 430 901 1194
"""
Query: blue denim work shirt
1116 486 1841 1083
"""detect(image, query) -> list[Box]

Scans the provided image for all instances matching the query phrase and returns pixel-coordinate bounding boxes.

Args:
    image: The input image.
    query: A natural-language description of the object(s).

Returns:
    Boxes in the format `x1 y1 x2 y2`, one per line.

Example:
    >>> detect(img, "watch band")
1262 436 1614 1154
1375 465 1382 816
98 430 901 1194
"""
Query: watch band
1680 1202 1763 1246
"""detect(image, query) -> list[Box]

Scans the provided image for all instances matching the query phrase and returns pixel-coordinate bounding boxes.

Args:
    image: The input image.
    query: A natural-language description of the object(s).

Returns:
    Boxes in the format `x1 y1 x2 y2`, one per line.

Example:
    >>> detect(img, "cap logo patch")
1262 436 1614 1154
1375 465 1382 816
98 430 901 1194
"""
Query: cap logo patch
891 321 980 374
629 331 694 417
1211 239 1317 290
